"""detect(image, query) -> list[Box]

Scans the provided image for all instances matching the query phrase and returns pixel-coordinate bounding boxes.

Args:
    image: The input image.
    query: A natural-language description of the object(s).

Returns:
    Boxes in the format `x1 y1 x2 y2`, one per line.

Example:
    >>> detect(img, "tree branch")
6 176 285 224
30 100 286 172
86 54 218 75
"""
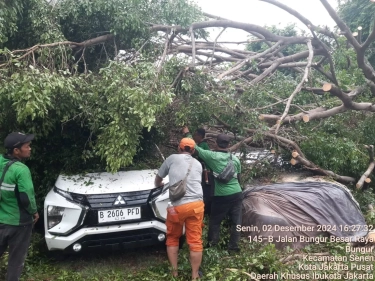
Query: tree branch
312 64 336 83
322 83 353 107
203 12 229 21
250 61 282 85
189 26 196 66
218 41 283 79
157 33 169 73
260 0 335 38
151 20 314 44
319 0 375 91
245 129 306 159
356 145 375 189
172 47 240 62
275 40 314 134
212 114 233 130
209 27 226 67
0 34 114 68
259 48 325 68
366 78 375 95
260 105 346 124
319 0 360 50
291 154 356 184
175 44 249 59
229 137 253 152
361 19 375 51
303 87 326 95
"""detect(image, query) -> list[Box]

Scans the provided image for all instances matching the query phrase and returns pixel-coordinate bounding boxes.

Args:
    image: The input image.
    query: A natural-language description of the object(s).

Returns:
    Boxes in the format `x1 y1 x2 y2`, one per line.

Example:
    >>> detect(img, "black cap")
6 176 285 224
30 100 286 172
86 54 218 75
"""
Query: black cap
4 132 34 149
216 134 231 145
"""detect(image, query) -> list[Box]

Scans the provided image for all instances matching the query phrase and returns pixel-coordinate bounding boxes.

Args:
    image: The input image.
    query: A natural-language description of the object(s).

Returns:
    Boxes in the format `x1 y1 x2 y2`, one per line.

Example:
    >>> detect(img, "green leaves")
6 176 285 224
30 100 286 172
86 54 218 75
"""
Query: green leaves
0 60 173 173
91 62 173 171
300 129 367 178
0 0 23 45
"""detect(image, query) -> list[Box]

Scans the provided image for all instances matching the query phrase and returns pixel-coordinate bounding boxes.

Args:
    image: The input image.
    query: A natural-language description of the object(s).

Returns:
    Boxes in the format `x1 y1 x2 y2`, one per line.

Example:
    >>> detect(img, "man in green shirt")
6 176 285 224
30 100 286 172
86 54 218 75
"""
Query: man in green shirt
186 128 210 151
0 132 38 281
183 128 243 252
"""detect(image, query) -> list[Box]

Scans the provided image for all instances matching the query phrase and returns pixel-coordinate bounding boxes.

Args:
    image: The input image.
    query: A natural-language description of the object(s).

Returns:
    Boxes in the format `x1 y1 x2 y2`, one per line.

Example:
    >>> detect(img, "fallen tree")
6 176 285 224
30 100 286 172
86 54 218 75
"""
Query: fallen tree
150 0 375 185
1 0 375 189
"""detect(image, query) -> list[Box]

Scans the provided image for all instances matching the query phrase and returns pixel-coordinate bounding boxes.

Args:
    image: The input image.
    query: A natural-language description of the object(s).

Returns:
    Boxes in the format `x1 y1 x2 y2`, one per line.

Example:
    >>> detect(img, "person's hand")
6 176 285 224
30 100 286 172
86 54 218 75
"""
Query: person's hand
33 212 39 224
155 182 164 188
182 126 189 134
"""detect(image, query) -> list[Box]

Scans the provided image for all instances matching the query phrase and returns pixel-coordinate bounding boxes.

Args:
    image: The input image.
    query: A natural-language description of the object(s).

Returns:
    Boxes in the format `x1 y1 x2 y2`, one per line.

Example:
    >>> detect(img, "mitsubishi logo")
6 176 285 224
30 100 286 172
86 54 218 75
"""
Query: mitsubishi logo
114 195 126 205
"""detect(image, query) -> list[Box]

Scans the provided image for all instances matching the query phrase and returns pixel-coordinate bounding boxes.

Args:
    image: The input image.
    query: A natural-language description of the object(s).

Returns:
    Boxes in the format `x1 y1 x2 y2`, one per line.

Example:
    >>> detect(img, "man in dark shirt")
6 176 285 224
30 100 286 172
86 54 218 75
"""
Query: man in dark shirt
182 127 212 215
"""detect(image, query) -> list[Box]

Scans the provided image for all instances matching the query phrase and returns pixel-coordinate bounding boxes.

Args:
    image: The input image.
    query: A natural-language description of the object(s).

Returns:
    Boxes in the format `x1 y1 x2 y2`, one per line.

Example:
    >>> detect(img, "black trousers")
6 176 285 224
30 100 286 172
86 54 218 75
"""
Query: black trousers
202 172 215 216
0 224 33 281
207 193 243 251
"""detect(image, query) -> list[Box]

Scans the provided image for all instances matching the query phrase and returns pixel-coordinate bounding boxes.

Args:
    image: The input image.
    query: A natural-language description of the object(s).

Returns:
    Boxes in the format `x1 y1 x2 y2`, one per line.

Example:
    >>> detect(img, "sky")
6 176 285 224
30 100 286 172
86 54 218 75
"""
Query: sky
193 0 338 42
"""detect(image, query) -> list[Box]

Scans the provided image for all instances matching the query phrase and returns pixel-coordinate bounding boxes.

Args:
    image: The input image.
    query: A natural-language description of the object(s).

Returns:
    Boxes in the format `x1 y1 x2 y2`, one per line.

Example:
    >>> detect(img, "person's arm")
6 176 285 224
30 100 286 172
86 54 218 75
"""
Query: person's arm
182 127 192 138
16 167 37 216
154 158 169 187
194 145 217 162
154 175 164 187
181 127 197 157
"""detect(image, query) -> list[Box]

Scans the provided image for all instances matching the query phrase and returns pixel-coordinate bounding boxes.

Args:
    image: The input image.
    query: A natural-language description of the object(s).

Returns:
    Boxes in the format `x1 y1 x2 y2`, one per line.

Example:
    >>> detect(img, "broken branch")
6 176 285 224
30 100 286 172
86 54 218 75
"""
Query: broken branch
356 145 375 189
293 155 356 184
229 137 253 152
189 26 196 66
275 39 313 134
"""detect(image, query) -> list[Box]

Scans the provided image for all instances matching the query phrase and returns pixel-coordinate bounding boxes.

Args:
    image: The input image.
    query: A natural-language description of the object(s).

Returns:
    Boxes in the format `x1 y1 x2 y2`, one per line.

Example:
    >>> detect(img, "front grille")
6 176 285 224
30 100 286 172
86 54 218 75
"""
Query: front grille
80 190 157 227
86 190 151 208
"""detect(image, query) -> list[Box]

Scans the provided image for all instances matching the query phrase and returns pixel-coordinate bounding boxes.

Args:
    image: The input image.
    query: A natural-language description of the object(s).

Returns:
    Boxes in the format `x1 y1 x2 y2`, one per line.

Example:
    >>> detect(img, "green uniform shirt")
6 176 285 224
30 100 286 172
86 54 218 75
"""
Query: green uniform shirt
194 146 242 196
184 132 210 150
185 132 210 163
0 155 37 226
197 140 210 150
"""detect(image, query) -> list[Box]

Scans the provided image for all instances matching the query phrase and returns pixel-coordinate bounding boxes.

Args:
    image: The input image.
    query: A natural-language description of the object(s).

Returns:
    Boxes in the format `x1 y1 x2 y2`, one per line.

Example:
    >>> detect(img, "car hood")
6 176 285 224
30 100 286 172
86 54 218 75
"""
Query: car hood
54 169 168 195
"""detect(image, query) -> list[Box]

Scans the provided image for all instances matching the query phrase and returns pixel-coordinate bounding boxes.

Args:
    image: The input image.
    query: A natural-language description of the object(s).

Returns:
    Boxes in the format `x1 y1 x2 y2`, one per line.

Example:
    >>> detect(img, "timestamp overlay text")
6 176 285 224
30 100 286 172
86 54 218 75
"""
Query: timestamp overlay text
237 224 375 280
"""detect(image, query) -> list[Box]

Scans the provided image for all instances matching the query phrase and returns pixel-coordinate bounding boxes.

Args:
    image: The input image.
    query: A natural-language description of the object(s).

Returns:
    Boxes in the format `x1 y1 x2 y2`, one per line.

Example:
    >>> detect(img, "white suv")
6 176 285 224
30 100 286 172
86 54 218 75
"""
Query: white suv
44 170 169 253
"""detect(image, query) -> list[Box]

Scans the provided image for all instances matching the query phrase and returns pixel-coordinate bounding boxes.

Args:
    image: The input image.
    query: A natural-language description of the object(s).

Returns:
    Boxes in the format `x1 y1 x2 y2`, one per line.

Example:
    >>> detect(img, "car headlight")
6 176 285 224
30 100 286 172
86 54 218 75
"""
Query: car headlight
47 205 65 229
53 186 88 206
148 186 164 201
54 186 73 201
149 185 168 221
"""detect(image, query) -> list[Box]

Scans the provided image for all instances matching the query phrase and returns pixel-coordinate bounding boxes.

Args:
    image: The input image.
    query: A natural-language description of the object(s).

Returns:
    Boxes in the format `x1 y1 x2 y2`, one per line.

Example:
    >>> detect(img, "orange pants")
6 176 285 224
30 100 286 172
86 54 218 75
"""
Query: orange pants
166 201 204 252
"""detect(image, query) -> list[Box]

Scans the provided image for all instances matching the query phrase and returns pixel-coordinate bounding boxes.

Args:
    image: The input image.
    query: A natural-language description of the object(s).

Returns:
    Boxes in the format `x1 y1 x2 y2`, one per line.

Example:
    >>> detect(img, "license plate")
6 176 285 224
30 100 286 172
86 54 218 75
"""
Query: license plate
98 207 141 223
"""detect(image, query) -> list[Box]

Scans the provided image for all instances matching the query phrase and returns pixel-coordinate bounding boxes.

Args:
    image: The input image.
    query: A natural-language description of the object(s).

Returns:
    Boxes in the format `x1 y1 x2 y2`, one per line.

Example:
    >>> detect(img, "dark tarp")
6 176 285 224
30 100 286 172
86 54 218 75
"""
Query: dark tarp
242 181 368 249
